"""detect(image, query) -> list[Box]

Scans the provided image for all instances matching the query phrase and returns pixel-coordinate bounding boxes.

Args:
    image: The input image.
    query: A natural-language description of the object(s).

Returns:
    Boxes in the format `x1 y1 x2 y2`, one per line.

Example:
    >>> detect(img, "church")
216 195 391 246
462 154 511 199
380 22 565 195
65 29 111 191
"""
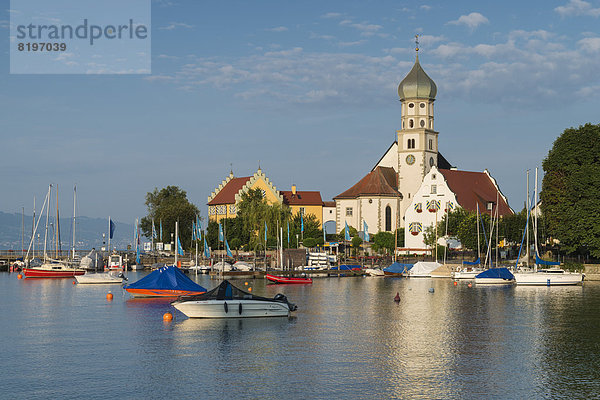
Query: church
334 45 513 252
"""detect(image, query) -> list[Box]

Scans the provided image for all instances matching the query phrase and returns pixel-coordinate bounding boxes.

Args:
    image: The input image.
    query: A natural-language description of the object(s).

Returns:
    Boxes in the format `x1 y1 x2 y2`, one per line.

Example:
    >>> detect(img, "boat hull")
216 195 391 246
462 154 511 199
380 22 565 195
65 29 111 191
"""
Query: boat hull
125 288 206 298
23 266 85 278
452 270 482 279
514 272 584 286
173 299 291 318
266 274 312 284
76 273 124 284
475 278 514 284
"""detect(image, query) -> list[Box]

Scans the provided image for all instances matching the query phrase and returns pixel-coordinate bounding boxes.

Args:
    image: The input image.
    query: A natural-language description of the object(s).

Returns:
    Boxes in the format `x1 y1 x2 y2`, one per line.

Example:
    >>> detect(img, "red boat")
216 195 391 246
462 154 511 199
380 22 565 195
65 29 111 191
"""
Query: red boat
266 274 313 284
23 263 85 278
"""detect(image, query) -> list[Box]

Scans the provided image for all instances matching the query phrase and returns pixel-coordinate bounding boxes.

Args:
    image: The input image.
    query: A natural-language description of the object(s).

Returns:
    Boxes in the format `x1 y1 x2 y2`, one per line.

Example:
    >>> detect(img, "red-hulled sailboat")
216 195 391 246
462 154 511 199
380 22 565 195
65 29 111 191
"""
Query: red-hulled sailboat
266 274 313 284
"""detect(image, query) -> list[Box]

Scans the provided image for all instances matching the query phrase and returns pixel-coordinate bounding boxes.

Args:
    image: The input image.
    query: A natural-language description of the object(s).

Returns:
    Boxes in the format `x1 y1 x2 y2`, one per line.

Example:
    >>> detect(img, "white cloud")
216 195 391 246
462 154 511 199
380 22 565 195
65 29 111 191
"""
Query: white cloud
321 12 343 19
309 32 335 41
338 40 367 47
578 37 600 52
448 12 489 30
339 19 383 36
420 5 432 11
555 0 600 17
159 22 194 30
266 26 288 32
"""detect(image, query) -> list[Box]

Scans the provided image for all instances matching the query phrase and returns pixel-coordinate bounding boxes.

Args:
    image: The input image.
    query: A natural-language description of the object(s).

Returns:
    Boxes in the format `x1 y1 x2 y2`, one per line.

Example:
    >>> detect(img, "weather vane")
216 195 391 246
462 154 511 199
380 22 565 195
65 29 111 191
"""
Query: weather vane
415 34 419 53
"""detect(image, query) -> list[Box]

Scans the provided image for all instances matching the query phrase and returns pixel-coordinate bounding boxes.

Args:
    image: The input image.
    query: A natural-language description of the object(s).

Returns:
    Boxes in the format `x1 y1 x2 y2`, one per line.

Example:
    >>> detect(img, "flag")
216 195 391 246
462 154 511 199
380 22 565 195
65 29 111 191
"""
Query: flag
287 221 290 245
160 219 163 241
196 216 202 239
225 237 233 257
264 221 268 242
345 221 350 241
152 219 157 239
218 222 224 242
203 235 211 258
192 221 196 241
177 236 184 256
301 212 304 233
109 217 115 239
363 220 369 242
136 240 141 264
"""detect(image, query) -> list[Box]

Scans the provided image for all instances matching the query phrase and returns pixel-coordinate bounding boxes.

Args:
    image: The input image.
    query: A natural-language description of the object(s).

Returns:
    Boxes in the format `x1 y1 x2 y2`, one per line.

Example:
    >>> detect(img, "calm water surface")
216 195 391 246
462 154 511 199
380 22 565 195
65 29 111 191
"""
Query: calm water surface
2 272 599 399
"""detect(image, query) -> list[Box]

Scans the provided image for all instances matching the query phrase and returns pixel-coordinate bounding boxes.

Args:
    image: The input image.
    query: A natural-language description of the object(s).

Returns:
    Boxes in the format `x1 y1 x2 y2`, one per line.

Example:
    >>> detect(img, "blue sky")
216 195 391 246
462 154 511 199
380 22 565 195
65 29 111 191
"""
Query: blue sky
1 0 599 224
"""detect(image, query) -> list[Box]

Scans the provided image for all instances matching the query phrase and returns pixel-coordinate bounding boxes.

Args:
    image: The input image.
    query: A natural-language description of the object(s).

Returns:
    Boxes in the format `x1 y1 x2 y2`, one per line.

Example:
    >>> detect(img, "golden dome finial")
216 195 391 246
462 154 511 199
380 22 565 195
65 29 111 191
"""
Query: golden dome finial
415 34 420 54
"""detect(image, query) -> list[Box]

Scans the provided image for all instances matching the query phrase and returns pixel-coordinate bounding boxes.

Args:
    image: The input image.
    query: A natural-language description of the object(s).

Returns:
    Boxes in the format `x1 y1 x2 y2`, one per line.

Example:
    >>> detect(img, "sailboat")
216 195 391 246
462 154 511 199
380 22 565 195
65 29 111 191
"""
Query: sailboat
23 185 85 278
453 204 485 279
513 168 584 286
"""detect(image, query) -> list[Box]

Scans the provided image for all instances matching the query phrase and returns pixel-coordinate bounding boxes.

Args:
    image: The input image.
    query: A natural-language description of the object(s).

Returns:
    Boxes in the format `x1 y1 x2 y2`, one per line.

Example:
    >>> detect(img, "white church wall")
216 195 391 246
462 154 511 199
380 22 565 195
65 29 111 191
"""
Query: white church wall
404 166 459 251
374 142 398 171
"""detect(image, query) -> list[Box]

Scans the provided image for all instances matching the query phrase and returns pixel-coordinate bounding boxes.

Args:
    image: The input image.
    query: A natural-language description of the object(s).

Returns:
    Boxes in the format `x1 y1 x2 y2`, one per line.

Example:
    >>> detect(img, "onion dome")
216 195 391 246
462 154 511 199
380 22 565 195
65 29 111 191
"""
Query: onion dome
398 55 437 101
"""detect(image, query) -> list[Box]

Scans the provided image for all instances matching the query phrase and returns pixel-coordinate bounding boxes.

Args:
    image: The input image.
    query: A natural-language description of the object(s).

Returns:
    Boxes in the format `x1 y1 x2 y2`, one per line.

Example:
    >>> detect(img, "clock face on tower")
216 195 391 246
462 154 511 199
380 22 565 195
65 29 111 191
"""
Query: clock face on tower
406 154 415 165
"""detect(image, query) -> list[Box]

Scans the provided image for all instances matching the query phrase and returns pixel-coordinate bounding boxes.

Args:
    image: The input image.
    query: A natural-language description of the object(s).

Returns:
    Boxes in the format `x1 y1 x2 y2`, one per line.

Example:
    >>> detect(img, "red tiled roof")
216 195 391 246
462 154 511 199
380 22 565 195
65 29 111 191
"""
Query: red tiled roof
334 167 400 199
323 201 336 208
207 176 251 205
281 190 323 206
439 169 513 216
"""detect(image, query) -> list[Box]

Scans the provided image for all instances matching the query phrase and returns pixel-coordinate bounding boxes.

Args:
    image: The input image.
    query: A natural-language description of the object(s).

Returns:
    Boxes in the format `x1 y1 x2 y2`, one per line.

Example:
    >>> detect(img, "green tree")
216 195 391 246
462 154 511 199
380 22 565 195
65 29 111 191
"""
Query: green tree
140 186 199 250
338 225 358 241
541 123 600 257
372 231 395 254
303 237 317 248
351 236 363 256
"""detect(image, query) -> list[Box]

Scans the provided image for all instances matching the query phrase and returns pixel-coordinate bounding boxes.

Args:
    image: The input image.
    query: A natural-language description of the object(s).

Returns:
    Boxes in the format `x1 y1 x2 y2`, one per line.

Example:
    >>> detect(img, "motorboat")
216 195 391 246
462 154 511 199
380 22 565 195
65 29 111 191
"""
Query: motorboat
76 271 126 284
130 264 145 271
123 265 206 297
364 268 385 276
172 280 297 318
233 261 253 271
514 268 584 286
383 262 412 276
23 262 85 278
474 267 515 284
106 254 124 271
266 273 312 284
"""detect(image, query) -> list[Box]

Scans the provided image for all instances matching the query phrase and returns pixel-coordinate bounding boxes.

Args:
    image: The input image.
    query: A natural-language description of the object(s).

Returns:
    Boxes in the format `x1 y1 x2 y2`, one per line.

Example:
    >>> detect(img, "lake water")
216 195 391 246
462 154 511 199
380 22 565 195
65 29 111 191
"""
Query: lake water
2 272 599 399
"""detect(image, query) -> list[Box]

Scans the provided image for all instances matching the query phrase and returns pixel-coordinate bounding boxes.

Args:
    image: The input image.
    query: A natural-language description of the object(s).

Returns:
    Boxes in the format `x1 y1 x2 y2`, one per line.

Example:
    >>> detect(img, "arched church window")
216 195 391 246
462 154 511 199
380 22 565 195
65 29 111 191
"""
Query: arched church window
402 121 405 129
429 139 433 150
385 205 392 231
429 157 435 167
420 120 425 128
409 119 414 128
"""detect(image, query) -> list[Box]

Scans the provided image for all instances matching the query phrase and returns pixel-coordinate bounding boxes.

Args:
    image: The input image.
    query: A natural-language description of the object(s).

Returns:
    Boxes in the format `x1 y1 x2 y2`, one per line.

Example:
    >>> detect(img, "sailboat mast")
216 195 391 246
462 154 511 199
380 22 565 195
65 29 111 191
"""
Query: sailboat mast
495 191 499 266
32 197 36 258
476 203 480 262
43 185 51 262
21 207 25 258
534 167 538 273
72 185 77 260
56 184 61 259
526 169 530 265
174 220 179 266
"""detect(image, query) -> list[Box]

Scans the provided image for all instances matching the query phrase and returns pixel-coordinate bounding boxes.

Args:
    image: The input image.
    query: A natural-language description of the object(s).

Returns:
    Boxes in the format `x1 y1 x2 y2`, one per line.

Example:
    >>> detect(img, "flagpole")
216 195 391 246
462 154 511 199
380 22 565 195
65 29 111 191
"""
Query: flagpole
108 216 111 254
175 220 179 267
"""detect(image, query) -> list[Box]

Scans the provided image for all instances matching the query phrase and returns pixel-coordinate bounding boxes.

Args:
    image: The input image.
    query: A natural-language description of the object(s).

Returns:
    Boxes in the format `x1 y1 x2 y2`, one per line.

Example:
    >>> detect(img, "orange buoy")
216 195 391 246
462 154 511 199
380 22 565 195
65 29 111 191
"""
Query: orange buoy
248 287 252 292
467 283 472 288
73 281 76 285
17 274 23 280
394 292 400 302
106 292 113 300
244 282 248 286
453 281 458 286
163 312 173 321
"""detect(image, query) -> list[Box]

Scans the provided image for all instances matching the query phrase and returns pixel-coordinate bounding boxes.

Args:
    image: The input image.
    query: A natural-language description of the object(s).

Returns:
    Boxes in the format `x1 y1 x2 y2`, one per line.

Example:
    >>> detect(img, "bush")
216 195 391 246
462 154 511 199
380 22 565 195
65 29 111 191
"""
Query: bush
303 238 317 248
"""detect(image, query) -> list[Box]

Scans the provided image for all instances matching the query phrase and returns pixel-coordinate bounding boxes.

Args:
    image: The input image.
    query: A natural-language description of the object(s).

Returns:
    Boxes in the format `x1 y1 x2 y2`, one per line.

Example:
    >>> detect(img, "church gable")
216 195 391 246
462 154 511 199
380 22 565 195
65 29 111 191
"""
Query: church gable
373 141 398 172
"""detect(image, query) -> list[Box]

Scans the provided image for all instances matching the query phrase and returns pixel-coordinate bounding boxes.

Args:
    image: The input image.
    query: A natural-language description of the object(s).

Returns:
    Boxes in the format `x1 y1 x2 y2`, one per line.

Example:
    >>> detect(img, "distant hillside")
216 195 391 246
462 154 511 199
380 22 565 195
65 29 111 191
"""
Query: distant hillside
0 211 136 250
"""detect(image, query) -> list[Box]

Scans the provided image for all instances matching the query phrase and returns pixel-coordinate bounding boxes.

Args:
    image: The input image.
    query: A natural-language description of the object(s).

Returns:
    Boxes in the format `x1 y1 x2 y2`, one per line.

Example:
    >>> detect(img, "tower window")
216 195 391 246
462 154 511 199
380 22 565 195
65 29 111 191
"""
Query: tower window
402 121 405 129
429 157 435 167
429 139 433 150
420 103 425 108
409 119 414 128
407 139 415 149
420 120 425 127
408 103 414 108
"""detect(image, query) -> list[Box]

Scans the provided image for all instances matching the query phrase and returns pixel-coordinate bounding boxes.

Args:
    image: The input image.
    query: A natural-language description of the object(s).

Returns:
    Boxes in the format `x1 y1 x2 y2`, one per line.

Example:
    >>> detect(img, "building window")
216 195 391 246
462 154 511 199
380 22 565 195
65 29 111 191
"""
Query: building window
429 157 435 167
345 207 353 217
402 121 405 129
407 138 415 149
431 185 437 194
420 119 425 127
429 139 433 150
420 102 426 109
409 119 414 128
385 205 392 231
408 103 414 108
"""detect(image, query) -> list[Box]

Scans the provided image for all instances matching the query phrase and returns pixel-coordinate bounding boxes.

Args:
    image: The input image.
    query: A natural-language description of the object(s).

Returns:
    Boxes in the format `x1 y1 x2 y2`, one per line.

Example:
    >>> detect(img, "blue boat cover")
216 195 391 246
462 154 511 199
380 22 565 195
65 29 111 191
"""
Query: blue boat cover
383 262 413 274
124 265 206 292
475 267 514 280
463 258 480 266
331 264 361 270
536 253 560 266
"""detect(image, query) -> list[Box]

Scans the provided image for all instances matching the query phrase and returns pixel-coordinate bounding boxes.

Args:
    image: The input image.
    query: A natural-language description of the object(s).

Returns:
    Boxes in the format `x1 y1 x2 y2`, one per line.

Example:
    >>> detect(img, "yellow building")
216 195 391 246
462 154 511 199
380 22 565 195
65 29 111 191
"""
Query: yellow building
207 168 324 227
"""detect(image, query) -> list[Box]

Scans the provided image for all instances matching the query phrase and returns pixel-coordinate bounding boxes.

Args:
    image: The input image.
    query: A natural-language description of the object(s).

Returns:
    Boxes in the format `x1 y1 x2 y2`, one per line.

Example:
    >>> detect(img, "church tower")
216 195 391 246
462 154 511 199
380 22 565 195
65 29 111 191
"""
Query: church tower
396 39 438 223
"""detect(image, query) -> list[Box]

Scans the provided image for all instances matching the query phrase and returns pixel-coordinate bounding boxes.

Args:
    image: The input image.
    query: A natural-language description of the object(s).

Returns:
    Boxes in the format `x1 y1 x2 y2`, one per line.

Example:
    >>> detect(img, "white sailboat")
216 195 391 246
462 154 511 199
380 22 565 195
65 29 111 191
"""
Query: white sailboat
513 168 584 286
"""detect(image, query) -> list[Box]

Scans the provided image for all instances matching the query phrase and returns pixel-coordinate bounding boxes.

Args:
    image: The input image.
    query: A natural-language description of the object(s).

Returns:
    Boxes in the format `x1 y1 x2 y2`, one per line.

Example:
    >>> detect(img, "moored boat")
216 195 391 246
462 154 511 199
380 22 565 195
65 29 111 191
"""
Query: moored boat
474 267 515 284
24 262 85 278
513 267 584 286
124 265 206 297
266 273 312 284
172 280 297 318
383 262 412 276
76 271 126 284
